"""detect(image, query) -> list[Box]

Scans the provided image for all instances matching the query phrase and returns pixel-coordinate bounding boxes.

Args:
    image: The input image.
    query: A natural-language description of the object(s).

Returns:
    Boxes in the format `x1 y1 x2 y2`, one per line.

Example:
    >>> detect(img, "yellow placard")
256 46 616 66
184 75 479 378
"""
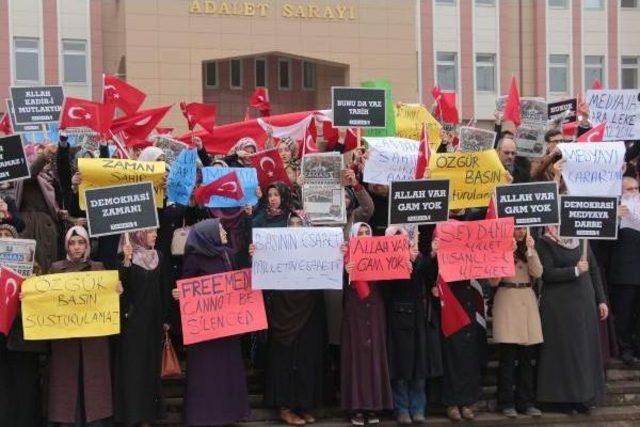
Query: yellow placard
21 270 120 340
395 104 441 149
429 149 508 210
78 158 166 210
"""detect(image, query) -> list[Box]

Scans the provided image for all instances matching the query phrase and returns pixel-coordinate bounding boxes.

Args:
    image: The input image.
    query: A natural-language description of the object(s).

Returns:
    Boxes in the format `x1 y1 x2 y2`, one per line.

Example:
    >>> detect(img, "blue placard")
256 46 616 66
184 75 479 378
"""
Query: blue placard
201 167 259 208
167 148 197 205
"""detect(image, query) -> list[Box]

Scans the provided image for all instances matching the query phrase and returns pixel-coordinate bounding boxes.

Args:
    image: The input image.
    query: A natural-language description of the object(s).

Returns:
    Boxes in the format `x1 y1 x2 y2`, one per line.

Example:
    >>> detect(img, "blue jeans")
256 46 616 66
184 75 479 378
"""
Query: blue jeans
392 379 426 416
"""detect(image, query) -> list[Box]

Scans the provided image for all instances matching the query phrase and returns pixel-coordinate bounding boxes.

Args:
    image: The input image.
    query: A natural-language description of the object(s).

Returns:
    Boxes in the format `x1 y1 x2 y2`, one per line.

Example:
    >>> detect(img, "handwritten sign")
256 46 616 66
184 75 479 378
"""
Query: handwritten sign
586 89 640 140
388 179 449 225
349 235 411 281
78 157 166 210
363 137 419 185
252 227 343 290
201 167 258 208
559 196 618 240
436 218 515 282
429 149 508 210
332 87 386 128
0 135 30 183
177 268 267 346
0 267 24 335
394 103 441 148
495 182 560 227
21 270 120 340
558 142 625 197
167 148 197 205
621 193 640 232
0 238 36 277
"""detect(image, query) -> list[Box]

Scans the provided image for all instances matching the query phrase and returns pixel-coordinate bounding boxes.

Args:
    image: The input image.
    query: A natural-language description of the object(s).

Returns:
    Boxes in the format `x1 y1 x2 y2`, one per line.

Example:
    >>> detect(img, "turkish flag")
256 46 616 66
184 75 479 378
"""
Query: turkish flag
59 97 115 134
194 171 244 205
562 121 578 139
485 193 498 219
250 148 291 189
577 121 606 143
180 101 216 134
434 91 459 125
110 105 172 142
0 113 12 135
102 74 146 115
591 79 603 90
155 126 174 135
415 125 430 179
503 76 521 127
0 267 24 335
249 88 271 116
437 275 471 337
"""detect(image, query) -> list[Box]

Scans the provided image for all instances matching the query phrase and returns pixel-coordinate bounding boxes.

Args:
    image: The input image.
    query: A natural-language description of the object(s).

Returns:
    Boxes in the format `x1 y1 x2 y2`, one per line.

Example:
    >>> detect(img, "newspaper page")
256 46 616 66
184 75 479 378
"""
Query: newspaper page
515 126 546 158
459 126 496 152
0 238 36 277
152 135 188 165
302 152 346 225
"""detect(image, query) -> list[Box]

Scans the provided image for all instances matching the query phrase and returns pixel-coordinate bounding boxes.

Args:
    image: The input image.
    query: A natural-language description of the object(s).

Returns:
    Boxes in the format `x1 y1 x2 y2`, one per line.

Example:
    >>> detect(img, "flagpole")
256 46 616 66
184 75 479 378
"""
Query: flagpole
581 239 588 261
356 127 361 149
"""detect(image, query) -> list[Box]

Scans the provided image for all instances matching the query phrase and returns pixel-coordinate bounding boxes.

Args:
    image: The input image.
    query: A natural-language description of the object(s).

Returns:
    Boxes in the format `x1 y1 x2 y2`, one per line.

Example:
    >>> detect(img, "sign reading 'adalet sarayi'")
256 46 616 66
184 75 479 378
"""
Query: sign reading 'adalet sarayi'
189 1 357 20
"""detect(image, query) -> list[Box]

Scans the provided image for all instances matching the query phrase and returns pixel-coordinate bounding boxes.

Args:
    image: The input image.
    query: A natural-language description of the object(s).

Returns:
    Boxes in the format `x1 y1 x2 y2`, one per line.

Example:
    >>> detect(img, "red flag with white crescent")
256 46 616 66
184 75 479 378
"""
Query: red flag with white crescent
250 148 291 189
194 171 245 205
415 126 430 179
0 267 24 335
59 97 115 134
110 105 172 142
577 121 606 143
102 74 146 115
437 275 471 337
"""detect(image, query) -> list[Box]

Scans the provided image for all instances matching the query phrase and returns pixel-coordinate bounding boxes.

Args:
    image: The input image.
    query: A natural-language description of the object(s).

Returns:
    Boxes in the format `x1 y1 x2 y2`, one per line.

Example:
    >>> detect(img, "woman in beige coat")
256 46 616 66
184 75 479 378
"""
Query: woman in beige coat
490 227 543 419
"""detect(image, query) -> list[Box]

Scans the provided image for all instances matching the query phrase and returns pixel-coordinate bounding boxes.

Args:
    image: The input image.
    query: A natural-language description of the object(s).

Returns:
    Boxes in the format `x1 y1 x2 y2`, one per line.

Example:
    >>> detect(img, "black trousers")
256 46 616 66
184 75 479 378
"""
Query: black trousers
0 347 41 427
497 344 536 410
609 284 640 356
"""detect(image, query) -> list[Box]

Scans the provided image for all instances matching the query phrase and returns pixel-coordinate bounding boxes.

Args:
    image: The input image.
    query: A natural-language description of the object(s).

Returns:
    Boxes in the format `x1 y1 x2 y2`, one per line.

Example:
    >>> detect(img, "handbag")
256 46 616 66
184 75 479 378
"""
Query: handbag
171 221 190 256
161 330 181 379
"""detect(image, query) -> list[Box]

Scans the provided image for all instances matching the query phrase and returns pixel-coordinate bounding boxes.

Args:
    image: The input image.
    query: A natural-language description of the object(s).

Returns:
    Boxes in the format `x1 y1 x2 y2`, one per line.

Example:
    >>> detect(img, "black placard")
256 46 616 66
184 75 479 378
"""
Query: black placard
6 99 43 133
559 195 618 240
388 179 450 225
332 87 386 128
0 134 30 183
548 98 577 125
10 86 64 124
495 182 559 227
84 182 159 237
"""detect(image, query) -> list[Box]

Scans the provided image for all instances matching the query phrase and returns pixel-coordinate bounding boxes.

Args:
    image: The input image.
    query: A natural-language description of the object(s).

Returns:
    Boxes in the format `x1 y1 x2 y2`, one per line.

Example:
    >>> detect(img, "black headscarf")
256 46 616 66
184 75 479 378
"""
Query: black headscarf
185 218 231 261
265 181 292 215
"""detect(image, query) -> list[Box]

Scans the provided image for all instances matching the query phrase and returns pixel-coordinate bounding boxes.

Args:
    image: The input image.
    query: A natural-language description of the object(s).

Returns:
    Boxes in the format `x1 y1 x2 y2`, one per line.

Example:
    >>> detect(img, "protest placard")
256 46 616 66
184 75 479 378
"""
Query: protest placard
436 217 515 282
78 157 166 210
84 182 159 237
0 267 24 335
201 167 258 208
252 227 344 290
362 137 419 185
332 87 386 128
459 126 496 152
548 98 577 125
394 103 441 148
167 148 197 205
349 235 411 281
495 182 559 227
0 238 36 277
0 134 30 183
388 179 450 225
302 152 346 225
6 99 43 133
151 135 188 165
10 86 64 125
21 270 120 340
586 89 640 140
177 268 267 345
496 96 547 129
515 126 546 158
559 196 618 240
557 141 625 197
621 193 640 232
429 149 508 210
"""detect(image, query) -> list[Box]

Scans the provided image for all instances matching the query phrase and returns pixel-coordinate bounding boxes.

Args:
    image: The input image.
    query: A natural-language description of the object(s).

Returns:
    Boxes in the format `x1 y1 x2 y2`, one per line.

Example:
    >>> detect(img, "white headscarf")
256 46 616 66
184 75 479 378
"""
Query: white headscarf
65 226 91 261
350 222 372 238
138 146 165 162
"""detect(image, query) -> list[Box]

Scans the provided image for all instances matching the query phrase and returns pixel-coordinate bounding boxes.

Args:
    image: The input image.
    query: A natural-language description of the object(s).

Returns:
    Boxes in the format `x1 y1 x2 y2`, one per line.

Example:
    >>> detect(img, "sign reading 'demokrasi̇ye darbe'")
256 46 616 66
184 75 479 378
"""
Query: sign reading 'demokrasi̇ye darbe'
559 196 618 240
21 271 120 340
177 268 267 346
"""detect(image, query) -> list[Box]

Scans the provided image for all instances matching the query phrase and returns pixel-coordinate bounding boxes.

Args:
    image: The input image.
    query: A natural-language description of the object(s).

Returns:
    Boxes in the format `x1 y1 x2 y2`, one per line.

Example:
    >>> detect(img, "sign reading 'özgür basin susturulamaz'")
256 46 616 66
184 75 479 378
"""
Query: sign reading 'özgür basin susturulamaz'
332 87 386 128
10 86 64 125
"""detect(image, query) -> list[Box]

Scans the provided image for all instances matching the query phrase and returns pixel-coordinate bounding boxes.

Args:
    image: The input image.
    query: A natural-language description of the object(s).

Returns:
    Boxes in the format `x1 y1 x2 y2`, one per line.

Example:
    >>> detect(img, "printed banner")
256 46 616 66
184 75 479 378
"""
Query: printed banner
495 182 560 227
548 98 577 125
10 86 64 124
436 217 515 282
332 87 386 128
0 267 24 335
559 196 618 240
388 179 450 225
363 137 419 185
557 141 625 197
621 193 640 232
301 152 346 225
252 227 344 290
201 167 258 208
167 148 197 205
586 89 640 140
429 149 508 210
6 99 44 133
78 157 166 210
0 134 30 183
496 96 547 129
515 126 546 158
349 235 411 282
177 268 267 346
459 126 496 152
394 103 441 148
0 238 36 277
21 270 121 340
152 135 188 165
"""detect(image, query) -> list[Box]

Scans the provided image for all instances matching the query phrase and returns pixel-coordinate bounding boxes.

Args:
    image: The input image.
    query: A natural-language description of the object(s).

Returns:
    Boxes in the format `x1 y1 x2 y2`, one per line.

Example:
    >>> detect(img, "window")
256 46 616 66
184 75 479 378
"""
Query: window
548 0 568 8
302 61 315 90
621 0 638 7
204 61 217 87
584 0 604 9
13 37 40 83
255 58 266 87
278 58 291 90
475 0 495 6
436 52 457 91
622 56 639 89
584 55 604 90
436 0 455 4
62 39 87 84
230 59 242 89
475 53 496 92
549 54 569 93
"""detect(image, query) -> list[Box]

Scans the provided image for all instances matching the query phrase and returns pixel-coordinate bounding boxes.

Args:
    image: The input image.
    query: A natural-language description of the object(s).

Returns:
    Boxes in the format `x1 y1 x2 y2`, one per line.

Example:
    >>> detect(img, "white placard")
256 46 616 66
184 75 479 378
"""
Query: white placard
586 89 640 141
621 193 640 232
558 141 625 197
252 227 344 290
363 137 419 185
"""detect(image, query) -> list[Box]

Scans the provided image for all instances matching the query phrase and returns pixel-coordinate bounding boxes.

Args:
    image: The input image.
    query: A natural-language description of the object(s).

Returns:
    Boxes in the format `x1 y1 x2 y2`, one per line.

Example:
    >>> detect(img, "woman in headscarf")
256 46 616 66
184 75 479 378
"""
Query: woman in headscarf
342 222 393 426
535 225 608 413
46 226 116 426
137 146 166 163
114 229 171 426
277 137 301 186
223 137 258 168
252 182 292 228
172 219 250 426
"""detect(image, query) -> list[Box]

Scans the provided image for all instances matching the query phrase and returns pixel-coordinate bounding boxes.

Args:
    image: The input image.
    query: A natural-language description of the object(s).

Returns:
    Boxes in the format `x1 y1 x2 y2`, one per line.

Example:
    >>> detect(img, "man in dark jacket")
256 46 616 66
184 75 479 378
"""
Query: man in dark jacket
497 137 530 183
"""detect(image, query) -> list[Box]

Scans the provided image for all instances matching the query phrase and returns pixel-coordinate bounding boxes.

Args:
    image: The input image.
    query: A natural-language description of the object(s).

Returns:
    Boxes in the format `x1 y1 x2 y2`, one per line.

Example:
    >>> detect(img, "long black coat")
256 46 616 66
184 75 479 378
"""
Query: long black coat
607 227 640 286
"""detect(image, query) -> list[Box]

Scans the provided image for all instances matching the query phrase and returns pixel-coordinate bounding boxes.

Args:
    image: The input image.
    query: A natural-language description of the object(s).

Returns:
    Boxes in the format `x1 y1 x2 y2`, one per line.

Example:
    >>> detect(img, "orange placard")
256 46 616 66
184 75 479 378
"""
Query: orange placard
436 218 515 282
349 235 411 282
177 268 267 345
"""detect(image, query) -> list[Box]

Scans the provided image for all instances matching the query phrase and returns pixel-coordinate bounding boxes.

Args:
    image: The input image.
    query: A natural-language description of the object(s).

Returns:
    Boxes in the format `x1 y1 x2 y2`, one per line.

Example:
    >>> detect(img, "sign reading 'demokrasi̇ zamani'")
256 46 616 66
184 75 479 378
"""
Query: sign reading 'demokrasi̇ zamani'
10 86 64 125
332 87 386 128
559 196 618 240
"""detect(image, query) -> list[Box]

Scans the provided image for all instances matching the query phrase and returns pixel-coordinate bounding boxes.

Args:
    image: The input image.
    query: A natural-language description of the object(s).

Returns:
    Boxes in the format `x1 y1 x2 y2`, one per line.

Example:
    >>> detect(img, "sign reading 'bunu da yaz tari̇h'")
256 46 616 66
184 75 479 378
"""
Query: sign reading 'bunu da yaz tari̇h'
189 1 357 20
332 87 387 128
